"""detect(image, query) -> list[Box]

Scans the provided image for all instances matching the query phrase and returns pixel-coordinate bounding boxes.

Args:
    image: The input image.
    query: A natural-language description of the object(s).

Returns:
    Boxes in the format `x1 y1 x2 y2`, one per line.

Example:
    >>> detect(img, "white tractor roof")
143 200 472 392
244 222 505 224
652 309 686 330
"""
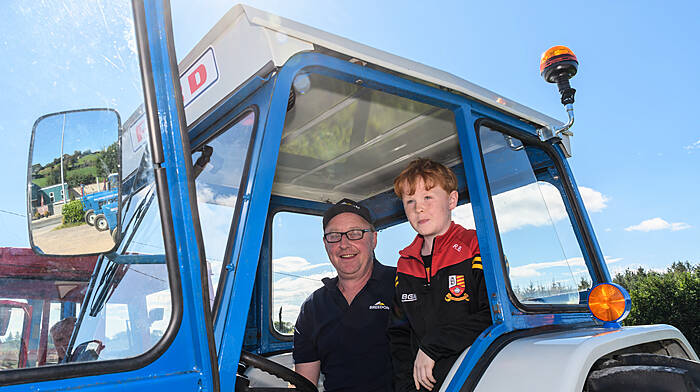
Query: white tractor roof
179 4 565 137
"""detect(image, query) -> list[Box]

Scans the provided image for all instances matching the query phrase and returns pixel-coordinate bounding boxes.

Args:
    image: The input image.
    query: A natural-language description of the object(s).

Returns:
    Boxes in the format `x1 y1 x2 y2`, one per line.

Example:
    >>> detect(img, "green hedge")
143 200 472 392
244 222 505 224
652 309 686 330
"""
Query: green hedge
614 262 699 354
62 199 85 224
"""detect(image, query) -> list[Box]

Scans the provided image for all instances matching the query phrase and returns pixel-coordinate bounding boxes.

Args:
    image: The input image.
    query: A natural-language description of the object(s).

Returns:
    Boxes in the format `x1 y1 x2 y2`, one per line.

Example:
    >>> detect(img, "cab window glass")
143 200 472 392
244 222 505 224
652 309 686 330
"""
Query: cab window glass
271 212 333 334
0 1 173 371
193 111 257 306
479 125 593 305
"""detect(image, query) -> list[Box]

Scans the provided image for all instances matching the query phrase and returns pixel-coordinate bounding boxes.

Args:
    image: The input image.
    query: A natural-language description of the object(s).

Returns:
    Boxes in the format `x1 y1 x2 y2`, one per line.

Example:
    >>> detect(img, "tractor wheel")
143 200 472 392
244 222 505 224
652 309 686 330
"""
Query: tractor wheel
111 227 120 243
95 215 109 232
585 353 700 392
85 209 96 226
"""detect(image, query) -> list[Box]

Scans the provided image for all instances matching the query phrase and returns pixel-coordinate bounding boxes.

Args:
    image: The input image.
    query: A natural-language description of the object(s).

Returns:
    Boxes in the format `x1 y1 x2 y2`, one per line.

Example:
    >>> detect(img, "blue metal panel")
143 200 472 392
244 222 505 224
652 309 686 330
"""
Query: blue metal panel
214 75 286 391
139 0 217 390
210 79 277 350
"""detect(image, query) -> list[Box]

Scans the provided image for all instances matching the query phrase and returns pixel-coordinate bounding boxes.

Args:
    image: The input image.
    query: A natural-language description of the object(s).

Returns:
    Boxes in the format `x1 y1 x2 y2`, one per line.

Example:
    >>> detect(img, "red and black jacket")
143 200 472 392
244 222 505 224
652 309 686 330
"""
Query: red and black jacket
388 222 492 391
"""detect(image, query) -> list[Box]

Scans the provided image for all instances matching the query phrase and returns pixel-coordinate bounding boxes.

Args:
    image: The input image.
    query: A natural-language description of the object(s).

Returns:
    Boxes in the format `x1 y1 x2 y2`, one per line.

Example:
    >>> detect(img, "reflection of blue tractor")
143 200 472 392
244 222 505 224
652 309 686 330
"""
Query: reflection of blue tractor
99 201 118 236
83 173 118 232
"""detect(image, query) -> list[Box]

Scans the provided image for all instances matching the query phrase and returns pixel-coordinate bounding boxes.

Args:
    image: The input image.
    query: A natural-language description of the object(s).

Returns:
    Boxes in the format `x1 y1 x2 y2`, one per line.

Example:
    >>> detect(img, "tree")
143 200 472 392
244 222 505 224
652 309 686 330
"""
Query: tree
614 262 699 353
578 277 591 291
48 166 61 186
96 142 119 179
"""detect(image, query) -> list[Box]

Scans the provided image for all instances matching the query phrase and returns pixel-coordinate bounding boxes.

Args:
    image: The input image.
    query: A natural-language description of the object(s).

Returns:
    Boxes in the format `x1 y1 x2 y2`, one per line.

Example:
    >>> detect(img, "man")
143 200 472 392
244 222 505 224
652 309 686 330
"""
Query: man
50 316 76 363
389 159 492 391
294 199 395 391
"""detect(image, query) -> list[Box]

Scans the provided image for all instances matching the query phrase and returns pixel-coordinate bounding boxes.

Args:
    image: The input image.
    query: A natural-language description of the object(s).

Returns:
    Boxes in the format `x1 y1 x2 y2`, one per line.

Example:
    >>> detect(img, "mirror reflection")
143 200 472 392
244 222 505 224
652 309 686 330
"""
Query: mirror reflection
28 109 121 255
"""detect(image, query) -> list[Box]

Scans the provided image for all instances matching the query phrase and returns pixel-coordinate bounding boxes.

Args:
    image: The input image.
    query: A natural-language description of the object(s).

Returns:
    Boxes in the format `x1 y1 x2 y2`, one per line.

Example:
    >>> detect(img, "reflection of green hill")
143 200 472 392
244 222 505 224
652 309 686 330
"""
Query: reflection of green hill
77 155 98 165
32 167 100 188
32 147 117 189
32 177 50 188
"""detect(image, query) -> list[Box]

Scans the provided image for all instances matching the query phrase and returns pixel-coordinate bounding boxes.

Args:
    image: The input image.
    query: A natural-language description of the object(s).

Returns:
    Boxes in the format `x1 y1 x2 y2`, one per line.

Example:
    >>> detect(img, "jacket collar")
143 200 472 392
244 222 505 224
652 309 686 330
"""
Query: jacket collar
399 221 461 260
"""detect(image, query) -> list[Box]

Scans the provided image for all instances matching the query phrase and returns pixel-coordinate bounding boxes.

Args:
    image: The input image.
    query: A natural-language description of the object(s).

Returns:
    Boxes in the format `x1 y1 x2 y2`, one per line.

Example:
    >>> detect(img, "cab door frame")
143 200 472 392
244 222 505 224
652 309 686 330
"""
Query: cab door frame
1 0 220 390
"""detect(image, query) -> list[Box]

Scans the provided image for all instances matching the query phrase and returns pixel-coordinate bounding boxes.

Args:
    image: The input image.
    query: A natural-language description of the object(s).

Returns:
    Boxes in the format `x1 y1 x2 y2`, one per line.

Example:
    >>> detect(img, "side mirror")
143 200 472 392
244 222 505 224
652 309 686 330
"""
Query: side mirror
27 109 121 256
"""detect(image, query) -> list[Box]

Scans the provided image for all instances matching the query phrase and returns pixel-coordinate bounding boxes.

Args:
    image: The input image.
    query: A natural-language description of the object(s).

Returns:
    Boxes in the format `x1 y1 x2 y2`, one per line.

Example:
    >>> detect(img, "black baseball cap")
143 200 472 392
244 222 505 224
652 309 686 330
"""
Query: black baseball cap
322 198 374 229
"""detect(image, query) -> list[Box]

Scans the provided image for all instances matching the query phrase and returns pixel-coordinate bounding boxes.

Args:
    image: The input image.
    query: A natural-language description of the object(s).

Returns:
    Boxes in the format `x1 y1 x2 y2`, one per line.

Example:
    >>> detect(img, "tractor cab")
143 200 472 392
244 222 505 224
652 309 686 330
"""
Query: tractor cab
3 2 696 392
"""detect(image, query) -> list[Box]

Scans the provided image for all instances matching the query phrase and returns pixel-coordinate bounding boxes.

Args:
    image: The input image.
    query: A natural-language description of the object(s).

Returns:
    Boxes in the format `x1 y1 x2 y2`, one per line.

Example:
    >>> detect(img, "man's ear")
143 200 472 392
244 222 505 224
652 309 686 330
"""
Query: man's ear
448 190 458 210
370 230 378 250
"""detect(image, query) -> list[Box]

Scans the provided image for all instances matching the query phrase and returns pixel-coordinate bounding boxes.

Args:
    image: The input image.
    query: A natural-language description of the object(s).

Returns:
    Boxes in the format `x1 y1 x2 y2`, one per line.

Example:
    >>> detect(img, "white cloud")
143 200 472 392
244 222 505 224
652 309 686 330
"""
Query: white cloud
453 183 609 234
197 184 237 207
272 271 335 323
579 186 609 212
624 217 691 232
273 256 332 273
684 139 700 151
197 201 235 264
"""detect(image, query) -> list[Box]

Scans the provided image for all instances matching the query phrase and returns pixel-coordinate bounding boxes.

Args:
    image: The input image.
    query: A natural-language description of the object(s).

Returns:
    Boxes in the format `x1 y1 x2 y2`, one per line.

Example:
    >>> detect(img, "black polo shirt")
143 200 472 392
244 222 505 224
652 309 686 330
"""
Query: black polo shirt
293 259 395 392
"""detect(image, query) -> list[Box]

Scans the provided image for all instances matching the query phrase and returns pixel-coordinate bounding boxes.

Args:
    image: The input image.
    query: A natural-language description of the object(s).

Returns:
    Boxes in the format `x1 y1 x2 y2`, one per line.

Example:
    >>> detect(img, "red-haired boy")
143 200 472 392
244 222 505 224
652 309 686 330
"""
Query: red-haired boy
388 158 492 391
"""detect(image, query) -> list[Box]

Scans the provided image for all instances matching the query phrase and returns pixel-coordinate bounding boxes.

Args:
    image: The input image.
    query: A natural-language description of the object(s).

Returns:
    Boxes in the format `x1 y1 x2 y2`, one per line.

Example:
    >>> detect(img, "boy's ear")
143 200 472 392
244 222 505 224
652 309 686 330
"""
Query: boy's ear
448 190 458 210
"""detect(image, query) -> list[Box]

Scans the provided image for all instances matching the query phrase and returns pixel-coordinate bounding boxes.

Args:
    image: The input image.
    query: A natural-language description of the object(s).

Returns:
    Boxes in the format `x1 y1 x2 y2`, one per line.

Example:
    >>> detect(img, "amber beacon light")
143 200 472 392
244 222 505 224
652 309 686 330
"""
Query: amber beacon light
587 283 631 327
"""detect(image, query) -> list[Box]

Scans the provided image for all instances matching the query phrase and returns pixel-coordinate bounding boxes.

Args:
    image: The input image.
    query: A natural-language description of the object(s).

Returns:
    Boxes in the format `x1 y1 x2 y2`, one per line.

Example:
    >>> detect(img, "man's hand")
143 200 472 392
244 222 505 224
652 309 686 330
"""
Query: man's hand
413 349 436 391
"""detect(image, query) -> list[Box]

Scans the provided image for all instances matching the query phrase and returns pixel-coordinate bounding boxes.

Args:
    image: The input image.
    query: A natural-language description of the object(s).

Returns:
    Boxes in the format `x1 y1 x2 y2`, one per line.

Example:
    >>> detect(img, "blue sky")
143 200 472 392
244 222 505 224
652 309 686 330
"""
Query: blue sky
1 0 698 281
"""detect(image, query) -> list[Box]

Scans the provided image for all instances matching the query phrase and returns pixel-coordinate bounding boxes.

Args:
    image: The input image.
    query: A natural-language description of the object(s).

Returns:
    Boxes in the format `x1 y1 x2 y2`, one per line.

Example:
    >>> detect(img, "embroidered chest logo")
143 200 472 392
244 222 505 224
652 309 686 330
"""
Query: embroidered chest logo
369 301 390 310
445 275 469 302
401 293 418 302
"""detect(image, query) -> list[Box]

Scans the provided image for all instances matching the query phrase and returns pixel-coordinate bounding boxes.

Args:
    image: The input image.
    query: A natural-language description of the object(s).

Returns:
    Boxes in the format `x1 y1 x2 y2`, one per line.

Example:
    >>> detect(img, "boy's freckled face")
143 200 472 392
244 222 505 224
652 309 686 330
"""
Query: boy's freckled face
401 177 458 242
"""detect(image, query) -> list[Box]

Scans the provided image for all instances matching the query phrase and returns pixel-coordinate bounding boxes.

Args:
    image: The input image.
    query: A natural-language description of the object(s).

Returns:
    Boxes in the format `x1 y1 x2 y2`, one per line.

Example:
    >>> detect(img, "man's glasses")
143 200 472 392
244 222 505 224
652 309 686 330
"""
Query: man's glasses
323 229 373 243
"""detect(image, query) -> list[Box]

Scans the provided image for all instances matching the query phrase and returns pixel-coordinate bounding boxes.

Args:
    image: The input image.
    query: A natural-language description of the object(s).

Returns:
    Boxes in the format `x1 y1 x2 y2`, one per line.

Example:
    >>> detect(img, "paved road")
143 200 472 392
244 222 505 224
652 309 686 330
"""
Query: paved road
33 222 114 254
30 215 62 230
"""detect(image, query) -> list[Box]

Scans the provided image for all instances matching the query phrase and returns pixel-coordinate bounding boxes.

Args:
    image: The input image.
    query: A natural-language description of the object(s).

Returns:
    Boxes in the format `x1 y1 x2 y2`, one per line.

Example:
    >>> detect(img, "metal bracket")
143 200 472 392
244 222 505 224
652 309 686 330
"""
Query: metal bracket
490 294 504 324
537 103 574 142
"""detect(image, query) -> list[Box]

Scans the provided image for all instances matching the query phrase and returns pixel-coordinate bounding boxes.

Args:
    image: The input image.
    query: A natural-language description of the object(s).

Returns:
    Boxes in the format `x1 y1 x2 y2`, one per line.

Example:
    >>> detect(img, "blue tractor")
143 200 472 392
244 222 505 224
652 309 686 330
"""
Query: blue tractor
83 173 118 232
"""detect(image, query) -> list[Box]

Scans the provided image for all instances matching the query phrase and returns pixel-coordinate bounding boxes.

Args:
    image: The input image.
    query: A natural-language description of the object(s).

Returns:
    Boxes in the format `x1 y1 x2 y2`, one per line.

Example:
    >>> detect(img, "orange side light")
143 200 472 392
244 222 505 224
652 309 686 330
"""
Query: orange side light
588 283 628 322
539 45 578 74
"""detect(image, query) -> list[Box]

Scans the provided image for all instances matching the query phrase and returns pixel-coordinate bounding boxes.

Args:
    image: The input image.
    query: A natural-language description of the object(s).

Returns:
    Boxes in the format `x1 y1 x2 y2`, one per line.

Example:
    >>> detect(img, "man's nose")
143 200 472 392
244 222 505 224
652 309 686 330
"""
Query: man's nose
338 234 353 246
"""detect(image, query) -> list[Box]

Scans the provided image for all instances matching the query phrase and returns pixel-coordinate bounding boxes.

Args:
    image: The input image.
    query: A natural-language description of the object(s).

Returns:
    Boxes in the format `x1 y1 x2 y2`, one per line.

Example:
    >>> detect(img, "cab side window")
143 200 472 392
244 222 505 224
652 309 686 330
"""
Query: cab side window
271 212 333 334
479 124 594 305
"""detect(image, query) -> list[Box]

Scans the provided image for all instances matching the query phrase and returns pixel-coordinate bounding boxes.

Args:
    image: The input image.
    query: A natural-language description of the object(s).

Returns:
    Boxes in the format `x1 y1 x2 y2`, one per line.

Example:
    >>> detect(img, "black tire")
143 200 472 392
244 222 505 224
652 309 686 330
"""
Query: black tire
111 227 120 243
85 209 95 226
95 215 109 232
238 351 317 392
586 353 700 392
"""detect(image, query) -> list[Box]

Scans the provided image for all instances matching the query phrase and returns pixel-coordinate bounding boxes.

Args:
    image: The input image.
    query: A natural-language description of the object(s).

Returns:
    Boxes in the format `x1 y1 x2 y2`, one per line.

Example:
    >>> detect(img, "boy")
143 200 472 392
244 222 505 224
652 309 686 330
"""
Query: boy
388 158 492 391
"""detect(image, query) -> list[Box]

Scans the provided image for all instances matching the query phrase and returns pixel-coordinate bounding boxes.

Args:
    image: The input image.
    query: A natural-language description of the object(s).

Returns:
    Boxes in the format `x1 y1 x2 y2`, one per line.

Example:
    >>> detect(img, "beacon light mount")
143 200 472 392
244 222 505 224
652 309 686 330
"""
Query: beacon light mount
538 46 578 146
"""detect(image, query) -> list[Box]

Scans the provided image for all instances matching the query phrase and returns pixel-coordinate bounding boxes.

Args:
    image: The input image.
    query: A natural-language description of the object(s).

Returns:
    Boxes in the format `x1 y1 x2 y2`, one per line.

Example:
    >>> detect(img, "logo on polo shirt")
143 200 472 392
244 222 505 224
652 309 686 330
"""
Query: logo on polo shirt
369 301 390 310
401 293 417 302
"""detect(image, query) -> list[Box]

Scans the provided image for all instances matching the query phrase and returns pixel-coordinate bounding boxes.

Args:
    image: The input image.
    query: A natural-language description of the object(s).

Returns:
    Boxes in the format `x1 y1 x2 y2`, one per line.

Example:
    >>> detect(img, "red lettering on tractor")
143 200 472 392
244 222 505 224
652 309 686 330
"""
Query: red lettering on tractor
188 64 207 94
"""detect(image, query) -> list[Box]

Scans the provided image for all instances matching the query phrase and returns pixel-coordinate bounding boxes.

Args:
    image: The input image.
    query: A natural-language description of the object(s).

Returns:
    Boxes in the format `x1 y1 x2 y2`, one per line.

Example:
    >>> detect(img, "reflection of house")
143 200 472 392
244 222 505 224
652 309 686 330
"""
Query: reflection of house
30 183 80 218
